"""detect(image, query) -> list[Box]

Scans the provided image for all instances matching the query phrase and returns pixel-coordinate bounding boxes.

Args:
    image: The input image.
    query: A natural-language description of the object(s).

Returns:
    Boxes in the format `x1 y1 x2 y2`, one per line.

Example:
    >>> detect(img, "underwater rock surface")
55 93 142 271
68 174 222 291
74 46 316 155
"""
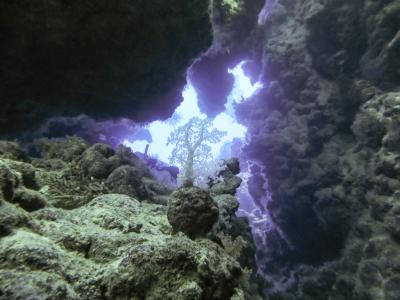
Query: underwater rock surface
209 0 400 298
0 0 212 135
168 186 219 238
0 138 263 300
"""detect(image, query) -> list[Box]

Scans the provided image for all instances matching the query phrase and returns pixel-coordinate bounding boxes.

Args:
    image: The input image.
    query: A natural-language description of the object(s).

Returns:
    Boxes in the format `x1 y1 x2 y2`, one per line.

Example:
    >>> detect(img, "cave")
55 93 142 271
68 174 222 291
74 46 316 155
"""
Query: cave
1 0 400 299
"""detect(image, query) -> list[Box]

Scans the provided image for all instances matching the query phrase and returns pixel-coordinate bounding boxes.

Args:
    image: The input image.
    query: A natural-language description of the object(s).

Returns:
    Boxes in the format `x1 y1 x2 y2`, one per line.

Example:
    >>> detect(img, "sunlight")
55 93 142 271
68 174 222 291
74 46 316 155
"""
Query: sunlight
124 60 263 167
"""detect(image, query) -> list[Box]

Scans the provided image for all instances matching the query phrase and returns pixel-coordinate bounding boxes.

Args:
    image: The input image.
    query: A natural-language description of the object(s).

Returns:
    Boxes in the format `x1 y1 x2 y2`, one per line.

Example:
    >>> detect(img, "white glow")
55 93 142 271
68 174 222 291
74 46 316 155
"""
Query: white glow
124 61 262 167
258 0 277 25
228 61 263 100
175 84 206 121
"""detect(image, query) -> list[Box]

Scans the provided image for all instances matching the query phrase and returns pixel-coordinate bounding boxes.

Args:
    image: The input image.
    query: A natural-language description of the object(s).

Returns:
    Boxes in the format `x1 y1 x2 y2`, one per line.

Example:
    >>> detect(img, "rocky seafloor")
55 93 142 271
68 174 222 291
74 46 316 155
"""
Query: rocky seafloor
0 138 263 300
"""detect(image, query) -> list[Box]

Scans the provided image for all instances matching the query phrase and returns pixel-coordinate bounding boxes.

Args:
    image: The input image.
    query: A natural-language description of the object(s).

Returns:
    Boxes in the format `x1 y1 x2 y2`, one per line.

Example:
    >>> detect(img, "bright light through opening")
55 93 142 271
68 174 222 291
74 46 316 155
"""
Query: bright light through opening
123 60 263 166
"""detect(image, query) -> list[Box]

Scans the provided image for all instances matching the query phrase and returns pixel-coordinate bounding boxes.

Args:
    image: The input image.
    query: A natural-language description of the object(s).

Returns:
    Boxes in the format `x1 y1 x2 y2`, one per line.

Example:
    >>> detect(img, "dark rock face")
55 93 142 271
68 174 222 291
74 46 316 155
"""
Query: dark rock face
11 187 48 212
167 187 219 238
0 0 212 135
188 0 264 117
209 158 242 195
106 165 148 199
214 0 400 298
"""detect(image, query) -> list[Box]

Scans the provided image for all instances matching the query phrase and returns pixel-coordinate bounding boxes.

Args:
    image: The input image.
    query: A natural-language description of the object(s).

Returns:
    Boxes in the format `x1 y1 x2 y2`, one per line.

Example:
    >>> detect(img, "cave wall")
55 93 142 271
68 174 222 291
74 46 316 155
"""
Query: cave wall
1 0 400 298
188 0 265 117
0 0 212 136
233 0 400 298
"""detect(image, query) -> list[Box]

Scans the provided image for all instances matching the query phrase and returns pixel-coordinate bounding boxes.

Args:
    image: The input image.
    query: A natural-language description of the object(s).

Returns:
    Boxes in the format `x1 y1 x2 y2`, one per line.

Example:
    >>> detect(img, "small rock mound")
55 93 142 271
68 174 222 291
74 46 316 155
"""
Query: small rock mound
209 158 242 195
11 187 47 212
0 141 29 162
35 136 89 162
167 187 219 238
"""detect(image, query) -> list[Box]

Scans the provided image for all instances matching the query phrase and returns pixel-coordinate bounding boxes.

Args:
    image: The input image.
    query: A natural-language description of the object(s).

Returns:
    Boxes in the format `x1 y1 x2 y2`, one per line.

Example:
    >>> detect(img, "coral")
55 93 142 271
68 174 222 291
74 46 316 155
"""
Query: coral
167 117 226 186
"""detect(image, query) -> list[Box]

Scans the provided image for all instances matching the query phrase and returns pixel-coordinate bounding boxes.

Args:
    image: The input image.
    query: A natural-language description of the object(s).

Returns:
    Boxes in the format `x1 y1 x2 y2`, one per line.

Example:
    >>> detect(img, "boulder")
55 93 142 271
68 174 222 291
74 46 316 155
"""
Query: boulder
80 143 115 179
11 187 47 212
167 187 219 238
105 166 148 199
0 163 19 201
35 137 89 162
209 158 242 195
0 141 29 162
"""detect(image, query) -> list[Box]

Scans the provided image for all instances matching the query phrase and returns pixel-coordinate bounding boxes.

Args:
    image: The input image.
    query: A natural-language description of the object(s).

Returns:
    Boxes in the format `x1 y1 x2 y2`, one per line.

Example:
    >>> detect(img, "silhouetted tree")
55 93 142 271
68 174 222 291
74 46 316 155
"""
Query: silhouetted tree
167 117 226 186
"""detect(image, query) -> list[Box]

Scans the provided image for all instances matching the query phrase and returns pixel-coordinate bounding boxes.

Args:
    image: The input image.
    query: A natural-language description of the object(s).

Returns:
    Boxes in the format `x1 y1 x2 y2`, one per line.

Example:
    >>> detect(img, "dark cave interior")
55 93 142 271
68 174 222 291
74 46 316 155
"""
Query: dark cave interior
1 0 400 299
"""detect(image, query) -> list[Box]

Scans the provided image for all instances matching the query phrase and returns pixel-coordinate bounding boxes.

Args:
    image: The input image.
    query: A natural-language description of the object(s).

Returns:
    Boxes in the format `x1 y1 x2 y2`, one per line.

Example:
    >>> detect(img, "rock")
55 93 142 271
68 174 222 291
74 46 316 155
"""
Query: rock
214 194 240 217
167 187 219 238
0 0 212 135
224 158 241 175
0 191 250 299
385 203 400 242
142 177 170 195
0 230 62 270
110 145 143 168
11 187 47 212
351 109 386 148
80 143 114 179
0 270 77 300
105 166 148 199
0 139 260 298
384 276 400 300
105 237 242 300
84 194 141 232
208 0 400 297
209 159 242 195
0 163 19 201
211 175 242 195
35 136 89 162
0 201 31 237
80 143 153 183
0 141 29 162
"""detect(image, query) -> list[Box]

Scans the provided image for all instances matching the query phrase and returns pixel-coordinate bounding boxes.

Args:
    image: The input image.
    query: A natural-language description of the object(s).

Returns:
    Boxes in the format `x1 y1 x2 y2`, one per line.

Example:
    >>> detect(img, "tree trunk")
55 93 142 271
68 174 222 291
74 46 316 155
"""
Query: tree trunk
183 151 195 186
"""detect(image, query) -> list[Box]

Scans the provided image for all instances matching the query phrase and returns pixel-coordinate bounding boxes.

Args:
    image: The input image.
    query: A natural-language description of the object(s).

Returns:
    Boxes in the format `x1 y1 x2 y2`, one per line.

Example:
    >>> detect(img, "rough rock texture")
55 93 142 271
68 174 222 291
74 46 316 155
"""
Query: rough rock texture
0 140 262 300
209 158 243 195
206 158 261 290
31 137 171 206
167 187 219 238
216 0 400 298
213 194 258 274
0 0 212 136
189 0 264 117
